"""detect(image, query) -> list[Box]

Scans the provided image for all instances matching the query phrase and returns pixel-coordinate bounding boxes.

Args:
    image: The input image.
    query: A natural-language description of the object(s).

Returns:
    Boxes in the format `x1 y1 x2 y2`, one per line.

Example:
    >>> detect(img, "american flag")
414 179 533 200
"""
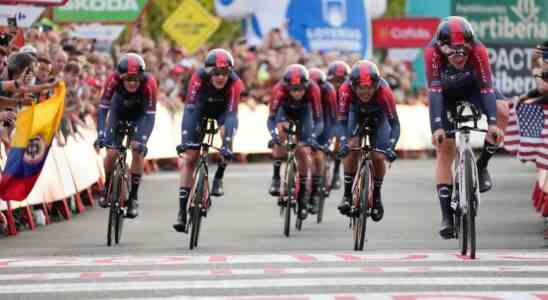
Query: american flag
504 100 548 170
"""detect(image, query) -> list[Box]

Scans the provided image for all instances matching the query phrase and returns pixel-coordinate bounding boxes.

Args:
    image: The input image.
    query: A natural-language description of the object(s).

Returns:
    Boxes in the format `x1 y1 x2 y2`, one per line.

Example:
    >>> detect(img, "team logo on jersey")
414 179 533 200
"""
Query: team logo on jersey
322 0 346 28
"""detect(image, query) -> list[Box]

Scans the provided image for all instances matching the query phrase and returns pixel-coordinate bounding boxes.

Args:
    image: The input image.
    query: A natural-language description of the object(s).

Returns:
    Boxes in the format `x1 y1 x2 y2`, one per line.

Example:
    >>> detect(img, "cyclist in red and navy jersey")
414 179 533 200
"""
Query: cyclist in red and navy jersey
336 60 400 222
95 53 158 219
173 49 244 232
326 60 351 190
267 64 323 220
425 16 508 239
308 67 337 211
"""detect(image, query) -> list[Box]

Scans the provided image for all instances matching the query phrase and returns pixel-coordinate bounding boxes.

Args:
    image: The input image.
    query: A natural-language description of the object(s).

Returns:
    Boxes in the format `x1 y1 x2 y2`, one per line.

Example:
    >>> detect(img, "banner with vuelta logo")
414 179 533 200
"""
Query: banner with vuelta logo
372 18 440 48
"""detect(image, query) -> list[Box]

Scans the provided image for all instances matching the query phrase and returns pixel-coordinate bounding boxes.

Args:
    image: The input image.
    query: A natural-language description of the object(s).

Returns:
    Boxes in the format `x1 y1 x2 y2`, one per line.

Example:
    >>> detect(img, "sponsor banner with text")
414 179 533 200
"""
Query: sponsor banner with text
372 18 440 48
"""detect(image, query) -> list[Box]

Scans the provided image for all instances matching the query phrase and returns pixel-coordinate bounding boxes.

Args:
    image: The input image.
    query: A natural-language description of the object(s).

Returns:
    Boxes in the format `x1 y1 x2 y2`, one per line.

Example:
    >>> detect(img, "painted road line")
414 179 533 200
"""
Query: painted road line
1 277 548 294
104 292 548 300
2 252 548 268
1 265 548 282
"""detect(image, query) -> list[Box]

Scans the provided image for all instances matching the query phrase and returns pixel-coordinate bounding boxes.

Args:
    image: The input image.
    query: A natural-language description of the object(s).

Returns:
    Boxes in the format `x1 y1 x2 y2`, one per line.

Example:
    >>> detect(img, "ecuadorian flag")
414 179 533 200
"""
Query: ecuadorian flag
0 82 65 201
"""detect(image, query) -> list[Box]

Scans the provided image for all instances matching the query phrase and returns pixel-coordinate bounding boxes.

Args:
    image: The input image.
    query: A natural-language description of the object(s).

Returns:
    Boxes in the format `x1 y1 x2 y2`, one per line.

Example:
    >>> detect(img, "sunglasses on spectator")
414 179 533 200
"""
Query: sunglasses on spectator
210 67 230 77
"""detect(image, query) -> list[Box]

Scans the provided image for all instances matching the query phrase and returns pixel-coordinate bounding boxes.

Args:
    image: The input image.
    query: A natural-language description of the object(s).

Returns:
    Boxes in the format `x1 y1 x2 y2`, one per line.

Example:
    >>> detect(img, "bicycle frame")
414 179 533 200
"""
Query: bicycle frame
188 119 218 213
449 103 484 216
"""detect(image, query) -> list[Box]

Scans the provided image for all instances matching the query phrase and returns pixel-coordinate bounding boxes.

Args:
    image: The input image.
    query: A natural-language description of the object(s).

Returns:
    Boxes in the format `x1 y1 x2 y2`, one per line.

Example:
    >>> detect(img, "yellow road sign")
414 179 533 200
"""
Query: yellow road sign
162 0 221 53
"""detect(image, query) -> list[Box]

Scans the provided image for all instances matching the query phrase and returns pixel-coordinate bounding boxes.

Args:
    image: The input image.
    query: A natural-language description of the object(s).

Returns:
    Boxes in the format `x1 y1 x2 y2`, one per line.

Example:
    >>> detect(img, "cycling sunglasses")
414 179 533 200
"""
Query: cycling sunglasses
440 44 469 57
210 67 230 77
289 84 306 92
122 74 141 82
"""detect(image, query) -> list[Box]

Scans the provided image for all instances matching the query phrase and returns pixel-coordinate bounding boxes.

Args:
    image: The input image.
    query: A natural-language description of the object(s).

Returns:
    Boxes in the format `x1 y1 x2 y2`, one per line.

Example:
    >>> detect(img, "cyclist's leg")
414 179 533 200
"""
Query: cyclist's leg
295 108 315 219
269 108 288 196
435 108 457 238
370 115 391 222
101 111 122 208
174 103 203 231
125 113 154 218
474 89 508 192
211 112 235 196
331 137 342 189
309 113 329 213
338 105 361 213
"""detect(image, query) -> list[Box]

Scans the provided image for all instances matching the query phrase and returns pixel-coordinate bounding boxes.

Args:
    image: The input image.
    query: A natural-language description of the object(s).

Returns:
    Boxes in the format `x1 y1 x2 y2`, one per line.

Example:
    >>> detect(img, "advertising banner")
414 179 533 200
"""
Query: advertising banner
0 5 45 28
53 0 148 23
287 0 372 57
487 44 537 97
0 0 67 5
453 0 548 45
453 0 545 96
372 18 440 48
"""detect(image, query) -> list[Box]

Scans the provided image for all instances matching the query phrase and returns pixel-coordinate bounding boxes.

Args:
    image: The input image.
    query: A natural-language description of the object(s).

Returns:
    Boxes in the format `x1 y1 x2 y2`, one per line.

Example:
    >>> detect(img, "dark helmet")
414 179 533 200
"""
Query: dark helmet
117 53 145 78
309 68 327 84
435 16 475 47
204 48 234 70
327 60 350 82
349 60 380 88
282 64 309 89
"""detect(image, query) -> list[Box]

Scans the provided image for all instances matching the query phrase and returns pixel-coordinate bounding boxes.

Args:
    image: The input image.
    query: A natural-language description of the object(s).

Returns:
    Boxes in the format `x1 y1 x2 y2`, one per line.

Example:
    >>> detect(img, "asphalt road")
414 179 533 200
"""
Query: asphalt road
1 157 547 299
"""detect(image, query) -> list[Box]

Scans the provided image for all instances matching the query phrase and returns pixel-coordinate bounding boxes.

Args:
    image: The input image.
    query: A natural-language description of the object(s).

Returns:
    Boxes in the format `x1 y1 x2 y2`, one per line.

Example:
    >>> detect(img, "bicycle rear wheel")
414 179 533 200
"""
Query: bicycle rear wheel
464 151 477 259
283 160 296 237
354 163 370 251
189 167 206 250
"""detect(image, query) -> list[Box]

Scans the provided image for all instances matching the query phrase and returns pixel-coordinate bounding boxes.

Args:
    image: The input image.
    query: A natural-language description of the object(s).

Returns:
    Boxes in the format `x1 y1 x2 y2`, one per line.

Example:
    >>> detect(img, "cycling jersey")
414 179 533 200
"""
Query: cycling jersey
337 79 400 151
267 81 323 144
425 40 497 132
180 68 244 149
97 72 158 150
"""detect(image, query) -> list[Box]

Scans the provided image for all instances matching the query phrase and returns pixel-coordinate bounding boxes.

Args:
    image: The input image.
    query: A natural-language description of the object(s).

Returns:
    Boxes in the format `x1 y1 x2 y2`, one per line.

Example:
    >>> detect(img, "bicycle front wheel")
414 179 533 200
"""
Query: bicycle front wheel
464 151 477 259
283 160 296 237
189 166 206 250
114 174 127 245
354 163 370 251
106 173 121 247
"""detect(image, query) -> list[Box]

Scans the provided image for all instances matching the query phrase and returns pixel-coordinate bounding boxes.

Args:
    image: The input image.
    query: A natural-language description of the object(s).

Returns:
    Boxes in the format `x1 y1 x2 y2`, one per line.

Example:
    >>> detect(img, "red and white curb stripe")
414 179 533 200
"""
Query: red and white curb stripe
1 277 548 294
1 265 547 282
1 252 548 268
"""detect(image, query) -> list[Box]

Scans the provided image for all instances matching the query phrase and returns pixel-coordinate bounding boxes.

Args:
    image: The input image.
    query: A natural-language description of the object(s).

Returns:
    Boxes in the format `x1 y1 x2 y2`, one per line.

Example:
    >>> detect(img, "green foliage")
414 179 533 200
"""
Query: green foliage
384 0 406 17
141 0 241 46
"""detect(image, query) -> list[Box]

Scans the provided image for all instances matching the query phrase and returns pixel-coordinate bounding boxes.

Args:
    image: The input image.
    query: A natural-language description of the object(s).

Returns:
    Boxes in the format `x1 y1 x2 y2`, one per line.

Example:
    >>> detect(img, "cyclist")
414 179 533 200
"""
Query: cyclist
308 67 337 212
425 16 507 239
95 53 158 219
326 60 351 190
336 60 400 222
267 64 323 220
173 49 244 232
